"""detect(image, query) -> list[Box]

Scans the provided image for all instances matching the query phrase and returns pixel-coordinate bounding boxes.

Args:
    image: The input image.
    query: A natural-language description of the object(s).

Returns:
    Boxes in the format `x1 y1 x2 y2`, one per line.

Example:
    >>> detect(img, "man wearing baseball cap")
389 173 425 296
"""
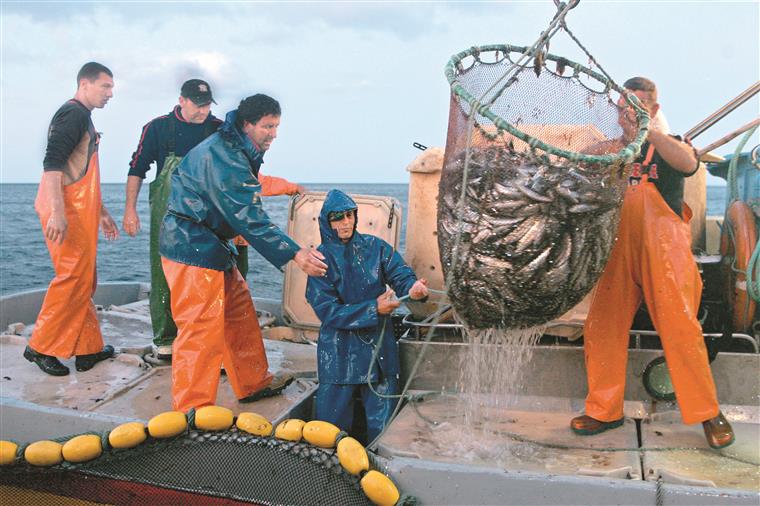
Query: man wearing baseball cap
122 79 222 361
123 80 304 362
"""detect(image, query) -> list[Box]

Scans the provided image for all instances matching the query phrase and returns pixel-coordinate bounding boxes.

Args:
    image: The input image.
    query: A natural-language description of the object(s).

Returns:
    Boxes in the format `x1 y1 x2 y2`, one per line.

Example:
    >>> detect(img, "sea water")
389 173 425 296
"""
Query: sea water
0 183 408 296
0 183 727 296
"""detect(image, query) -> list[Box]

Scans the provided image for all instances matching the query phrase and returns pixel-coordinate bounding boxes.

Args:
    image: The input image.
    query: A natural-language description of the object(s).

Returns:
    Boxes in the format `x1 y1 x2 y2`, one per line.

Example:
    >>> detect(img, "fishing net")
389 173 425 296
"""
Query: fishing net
0 429 378 506
437 7 649 329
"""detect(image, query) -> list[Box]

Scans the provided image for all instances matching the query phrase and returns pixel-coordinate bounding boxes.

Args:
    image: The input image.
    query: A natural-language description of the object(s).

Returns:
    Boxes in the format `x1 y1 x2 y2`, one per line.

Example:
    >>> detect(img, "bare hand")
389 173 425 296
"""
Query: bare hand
293 247 327 277
293 184 306 195
122 206 141 237
377 288 400 315
45 209 67 245
101 209 120 241
408 279 429 300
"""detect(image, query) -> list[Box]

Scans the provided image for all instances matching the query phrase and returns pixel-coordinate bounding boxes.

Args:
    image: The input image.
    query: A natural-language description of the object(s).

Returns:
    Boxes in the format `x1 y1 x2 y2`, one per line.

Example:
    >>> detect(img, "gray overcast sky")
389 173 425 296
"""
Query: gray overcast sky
1 1 758 184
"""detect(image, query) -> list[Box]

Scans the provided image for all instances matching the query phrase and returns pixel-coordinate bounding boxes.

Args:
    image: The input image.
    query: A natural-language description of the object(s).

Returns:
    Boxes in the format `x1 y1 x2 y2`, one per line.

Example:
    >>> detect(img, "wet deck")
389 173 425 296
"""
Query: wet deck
377 394 760 493
1 298 318 437
2 290 759 502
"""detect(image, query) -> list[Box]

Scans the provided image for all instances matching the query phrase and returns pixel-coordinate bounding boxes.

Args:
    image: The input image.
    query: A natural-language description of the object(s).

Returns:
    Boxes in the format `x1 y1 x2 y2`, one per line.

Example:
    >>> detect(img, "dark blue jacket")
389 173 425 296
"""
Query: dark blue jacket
159 110 300 271
306 190 418 384
128 106 222 179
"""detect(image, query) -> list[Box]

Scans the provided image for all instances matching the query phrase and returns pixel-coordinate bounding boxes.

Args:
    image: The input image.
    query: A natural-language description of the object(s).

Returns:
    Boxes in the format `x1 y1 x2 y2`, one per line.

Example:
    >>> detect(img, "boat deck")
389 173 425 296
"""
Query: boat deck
1 293 759 503
377 394 760 494
0 298 318 442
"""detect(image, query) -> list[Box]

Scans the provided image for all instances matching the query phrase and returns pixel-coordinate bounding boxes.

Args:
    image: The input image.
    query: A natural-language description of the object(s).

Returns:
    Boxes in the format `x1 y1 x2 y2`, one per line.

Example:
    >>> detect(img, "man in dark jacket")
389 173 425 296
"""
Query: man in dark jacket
159 94 327 413
306 190 428 443
123 79 222 359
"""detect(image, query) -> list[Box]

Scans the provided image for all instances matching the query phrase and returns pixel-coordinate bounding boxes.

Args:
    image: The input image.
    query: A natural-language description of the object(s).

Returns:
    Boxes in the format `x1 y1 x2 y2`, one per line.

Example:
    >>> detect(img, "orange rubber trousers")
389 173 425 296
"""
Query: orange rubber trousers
161 258 273 412
30 153 104 358
584 177 719 425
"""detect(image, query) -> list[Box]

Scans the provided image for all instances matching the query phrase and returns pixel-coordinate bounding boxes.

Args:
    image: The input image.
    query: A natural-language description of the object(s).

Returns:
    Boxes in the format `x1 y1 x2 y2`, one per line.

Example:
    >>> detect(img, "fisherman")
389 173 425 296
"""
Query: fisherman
123 80 303 361
571 77 734 449
306 190 429 443
24 62 119 376
159 94 327 413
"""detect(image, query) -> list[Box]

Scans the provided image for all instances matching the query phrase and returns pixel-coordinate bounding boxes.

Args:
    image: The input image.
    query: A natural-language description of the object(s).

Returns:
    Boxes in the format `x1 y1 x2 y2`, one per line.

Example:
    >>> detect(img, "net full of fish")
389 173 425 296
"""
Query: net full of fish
437 145 627 329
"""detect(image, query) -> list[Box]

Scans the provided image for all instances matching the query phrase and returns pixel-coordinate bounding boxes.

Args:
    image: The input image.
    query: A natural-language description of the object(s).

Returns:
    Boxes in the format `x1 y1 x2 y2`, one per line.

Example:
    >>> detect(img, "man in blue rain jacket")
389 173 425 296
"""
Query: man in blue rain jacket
306 190 428 442
159 94 327 412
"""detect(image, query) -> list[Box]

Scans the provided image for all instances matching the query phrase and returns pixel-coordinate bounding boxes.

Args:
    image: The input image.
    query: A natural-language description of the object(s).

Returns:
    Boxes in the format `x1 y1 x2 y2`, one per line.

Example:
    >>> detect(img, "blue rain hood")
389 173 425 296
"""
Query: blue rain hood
319 189 359 245
306 190 419 385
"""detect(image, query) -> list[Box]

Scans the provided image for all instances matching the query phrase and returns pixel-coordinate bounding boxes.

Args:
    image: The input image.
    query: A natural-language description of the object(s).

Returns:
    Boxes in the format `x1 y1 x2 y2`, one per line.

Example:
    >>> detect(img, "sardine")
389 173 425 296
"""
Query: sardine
515 183 554 203
568 203 599 214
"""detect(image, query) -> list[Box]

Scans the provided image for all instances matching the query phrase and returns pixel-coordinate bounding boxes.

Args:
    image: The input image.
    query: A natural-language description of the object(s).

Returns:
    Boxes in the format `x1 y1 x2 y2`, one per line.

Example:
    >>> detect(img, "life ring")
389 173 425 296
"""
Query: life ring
720 200 757 332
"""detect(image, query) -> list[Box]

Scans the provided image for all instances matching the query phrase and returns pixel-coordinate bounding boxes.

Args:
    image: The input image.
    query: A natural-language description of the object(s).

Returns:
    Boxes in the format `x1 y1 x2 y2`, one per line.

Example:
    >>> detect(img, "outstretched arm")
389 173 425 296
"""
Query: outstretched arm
260 174 304 196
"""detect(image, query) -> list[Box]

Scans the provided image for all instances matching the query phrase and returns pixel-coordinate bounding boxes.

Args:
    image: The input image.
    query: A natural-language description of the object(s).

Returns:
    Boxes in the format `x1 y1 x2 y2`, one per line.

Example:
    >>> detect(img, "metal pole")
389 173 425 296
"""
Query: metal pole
685 81 760 140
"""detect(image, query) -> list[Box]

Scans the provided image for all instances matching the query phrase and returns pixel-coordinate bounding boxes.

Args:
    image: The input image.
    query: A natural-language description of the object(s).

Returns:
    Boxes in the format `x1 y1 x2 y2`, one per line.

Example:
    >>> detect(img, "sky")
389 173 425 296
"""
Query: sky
1 1 758 184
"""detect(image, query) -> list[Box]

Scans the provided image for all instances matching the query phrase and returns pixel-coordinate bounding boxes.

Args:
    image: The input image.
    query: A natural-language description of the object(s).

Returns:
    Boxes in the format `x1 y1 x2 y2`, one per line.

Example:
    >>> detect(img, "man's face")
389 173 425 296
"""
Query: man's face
244 114 280 152
329 210 356 243
617 90 659 139
178 96 211 124
81 72 114 109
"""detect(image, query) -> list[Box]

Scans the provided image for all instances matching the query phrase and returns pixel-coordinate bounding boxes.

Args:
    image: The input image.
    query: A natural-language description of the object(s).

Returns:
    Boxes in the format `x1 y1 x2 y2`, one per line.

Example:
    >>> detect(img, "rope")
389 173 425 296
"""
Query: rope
366 112 481 451
478 1 575 107
727 126 760 303
655 476 664 506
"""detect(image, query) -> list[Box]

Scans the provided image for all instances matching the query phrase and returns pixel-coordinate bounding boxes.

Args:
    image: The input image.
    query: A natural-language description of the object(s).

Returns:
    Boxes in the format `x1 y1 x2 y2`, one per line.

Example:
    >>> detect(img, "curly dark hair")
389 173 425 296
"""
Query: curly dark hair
235 94 281 129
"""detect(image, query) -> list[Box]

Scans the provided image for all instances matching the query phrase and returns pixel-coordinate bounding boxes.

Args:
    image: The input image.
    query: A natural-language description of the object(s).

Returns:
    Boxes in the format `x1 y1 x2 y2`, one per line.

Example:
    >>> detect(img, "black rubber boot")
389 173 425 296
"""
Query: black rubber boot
239 376 294 403
23 346 69 376
75 345 115 372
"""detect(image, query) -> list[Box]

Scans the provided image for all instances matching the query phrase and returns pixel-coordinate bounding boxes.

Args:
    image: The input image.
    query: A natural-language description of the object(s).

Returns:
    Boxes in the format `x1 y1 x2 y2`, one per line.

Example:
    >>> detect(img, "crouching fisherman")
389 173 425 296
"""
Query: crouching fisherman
306 190 429 443
159 94 328 413
25 62 119 376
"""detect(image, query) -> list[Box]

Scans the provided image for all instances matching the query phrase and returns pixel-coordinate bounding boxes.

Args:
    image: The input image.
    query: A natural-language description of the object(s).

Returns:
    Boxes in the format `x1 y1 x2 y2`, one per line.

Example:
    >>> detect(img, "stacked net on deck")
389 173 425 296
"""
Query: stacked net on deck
438 43 649 329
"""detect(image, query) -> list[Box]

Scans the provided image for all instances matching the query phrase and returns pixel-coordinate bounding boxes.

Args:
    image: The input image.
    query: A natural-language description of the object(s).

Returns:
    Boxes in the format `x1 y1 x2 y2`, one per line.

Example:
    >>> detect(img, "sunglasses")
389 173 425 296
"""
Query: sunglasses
328 210 354 222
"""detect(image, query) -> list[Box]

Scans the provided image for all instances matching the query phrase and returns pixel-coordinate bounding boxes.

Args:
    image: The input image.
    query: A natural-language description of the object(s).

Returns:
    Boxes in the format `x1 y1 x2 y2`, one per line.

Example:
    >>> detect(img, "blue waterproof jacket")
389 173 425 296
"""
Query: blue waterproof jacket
159 110 300 271
306 190 418 384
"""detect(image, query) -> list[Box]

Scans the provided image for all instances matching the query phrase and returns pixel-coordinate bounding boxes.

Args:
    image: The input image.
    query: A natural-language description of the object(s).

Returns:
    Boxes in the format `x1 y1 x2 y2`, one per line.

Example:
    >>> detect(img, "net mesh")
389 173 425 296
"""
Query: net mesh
1 429 373 506
438 44 648 329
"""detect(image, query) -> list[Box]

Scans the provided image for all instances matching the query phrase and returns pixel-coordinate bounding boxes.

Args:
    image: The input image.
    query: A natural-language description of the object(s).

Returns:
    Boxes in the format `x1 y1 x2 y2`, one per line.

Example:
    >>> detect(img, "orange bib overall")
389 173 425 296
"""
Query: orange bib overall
161 258 273 412
30 149 104 358
583 175 719 425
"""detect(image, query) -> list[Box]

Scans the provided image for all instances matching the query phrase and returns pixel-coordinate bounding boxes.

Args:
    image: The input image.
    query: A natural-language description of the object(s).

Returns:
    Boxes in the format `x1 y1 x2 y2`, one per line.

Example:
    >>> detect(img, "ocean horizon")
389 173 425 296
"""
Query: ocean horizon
0 183 728 297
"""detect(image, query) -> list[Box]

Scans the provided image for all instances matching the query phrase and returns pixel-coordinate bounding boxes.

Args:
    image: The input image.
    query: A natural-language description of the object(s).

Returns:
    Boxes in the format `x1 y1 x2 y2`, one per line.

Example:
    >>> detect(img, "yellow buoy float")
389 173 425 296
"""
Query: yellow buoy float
361 470 400 506
274 419 305 442
336 436 369 475
302 421 341 448
108 422 147 449
62 434 102 463
148 411 187 438
0 440 19 465
24 440 63 467
195 406 234 431
236 412 273 437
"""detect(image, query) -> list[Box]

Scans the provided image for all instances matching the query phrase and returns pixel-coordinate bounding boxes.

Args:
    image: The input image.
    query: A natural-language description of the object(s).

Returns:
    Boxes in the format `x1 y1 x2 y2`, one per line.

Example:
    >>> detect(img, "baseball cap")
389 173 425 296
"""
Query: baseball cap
180 79 216 106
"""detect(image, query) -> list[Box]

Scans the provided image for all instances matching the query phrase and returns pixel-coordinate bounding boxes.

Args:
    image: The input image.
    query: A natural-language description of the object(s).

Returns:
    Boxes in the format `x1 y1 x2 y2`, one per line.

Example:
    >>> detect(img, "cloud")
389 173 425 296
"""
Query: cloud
1 1 757 184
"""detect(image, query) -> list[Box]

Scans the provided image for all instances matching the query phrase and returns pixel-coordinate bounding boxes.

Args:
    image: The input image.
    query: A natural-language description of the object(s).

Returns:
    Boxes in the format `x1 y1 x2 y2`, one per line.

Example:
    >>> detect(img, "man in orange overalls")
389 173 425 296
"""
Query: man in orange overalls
25 62 120 376
159 94 327 412
571 77 734 449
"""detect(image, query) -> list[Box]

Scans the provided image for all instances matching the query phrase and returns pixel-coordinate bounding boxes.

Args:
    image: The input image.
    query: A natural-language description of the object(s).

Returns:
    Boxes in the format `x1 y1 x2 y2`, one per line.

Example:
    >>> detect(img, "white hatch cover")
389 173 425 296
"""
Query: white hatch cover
282 191 402 329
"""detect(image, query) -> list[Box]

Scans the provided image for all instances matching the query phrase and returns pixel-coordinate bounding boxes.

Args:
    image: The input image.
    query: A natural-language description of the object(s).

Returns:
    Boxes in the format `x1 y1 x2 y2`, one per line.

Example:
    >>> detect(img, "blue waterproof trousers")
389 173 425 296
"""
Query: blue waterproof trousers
316 376 399 443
